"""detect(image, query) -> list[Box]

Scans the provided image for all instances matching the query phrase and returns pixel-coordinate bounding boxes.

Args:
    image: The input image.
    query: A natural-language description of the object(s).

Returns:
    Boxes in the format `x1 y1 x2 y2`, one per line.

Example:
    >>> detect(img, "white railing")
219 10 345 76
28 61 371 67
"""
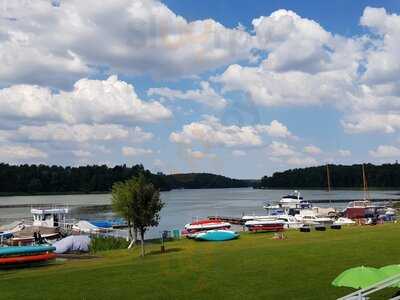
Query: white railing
337 273 400 300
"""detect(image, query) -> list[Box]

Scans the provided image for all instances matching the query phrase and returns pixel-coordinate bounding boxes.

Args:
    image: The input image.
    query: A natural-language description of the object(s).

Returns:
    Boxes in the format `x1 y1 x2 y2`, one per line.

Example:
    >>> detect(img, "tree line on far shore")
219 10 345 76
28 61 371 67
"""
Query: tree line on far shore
258 163 400 189
0 163 253 195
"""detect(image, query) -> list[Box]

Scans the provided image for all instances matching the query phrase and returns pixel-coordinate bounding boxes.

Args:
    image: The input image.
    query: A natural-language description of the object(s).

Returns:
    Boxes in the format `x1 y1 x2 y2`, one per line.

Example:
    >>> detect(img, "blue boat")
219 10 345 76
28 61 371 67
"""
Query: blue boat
194 230 239 241
89 220 113 229
89 219 127 229
0 245 56 257
0 232 13 240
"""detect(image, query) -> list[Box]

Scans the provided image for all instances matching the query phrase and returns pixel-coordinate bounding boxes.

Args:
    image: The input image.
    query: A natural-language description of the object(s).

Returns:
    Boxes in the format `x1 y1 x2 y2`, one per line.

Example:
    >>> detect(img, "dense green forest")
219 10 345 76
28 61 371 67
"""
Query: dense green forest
259 163 400 189
0 163 253 195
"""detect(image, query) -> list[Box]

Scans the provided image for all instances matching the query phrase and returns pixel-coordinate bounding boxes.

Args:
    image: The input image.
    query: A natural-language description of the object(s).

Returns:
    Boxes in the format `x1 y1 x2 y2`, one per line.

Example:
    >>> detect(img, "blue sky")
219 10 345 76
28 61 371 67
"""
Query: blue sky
0 0 400 178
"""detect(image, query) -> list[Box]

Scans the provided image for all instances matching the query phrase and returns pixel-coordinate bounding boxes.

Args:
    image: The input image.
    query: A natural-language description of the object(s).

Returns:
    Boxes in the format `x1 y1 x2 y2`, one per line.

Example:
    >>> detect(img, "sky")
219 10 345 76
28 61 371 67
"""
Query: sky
0 0 400 179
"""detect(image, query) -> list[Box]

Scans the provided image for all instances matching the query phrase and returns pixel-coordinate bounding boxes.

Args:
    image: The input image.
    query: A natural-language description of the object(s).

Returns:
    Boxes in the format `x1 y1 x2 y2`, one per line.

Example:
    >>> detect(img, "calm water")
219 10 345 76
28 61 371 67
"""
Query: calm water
0 188 399 238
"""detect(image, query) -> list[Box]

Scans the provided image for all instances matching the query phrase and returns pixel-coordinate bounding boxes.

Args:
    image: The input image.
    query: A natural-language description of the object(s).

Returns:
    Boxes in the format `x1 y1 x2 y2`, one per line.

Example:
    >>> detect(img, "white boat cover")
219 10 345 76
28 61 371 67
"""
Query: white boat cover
73 220 101 233
53 235 90 254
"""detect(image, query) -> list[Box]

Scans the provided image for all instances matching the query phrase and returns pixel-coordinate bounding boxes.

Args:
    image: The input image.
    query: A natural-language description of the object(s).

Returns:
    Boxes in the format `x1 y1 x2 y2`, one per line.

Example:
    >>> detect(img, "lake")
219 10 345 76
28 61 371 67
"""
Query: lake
0 188 399 238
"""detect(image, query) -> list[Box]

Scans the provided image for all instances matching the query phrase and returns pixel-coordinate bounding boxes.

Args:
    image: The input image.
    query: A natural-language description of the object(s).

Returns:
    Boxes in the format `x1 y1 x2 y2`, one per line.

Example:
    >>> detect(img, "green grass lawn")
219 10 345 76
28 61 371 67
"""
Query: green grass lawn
1 224 400 300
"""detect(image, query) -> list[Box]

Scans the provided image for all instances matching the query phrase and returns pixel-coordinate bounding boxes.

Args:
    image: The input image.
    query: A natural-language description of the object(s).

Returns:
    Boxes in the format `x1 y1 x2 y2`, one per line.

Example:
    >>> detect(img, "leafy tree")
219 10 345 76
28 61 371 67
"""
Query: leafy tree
111 181 137 242
111 175 164 256
132 175 164 256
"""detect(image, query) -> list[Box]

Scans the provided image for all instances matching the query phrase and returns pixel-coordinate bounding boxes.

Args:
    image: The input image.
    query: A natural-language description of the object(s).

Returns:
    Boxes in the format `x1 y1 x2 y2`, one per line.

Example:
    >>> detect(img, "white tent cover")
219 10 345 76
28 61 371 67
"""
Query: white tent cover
53 235 90 254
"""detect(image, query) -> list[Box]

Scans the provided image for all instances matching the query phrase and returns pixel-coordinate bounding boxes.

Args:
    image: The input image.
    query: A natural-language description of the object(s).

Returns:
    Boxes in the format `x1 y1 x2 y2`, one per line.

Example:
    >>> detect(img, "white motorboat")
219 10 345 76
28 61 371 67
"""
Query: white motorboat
295 214 333 225
242 215 278 221
333 217 356 225
184 220 231 232
264 190 312 210
244 219 285 227
9 207 69 245
276 215 304 229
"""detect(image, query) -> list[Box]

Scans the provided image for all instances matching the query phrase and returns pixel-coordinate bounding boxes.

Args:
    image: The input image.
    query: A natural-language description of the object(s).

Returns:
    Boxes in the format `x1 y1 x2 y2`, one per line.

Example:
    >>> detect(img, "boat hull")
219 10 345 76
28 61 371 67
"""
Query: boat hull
194 230 238 241
0 253 56 265
0 245 56 257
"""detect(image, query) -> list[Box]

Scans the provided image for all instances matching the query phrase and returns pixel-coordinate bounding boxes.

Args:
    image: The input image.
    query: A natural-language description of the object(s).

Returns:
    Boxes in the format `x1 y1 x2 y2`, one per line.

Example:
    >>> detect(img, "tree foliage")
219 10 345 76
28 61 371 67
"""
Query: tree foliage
111 175 164 256
258 163 400 188
0 163 253 195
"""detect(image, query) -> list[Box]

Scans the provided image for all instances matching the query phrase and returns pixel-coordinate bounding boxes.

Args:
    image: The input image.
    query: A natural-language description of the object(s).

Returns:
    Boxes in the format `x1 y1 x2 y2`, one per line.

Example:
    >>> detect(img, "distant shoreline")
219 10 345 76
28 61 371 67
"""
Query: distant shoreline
1 186 400 197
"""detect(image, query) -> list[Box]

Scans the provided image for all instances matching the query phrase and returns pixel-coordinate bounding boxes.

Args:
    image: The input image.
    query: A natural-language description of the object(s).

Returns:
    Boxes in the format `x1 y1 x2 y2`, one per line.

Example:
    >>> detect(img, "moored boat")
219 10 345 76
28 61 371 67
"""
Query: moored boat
333 217 356 225
184 219 231 233
245 219 285 232
8 207 69 246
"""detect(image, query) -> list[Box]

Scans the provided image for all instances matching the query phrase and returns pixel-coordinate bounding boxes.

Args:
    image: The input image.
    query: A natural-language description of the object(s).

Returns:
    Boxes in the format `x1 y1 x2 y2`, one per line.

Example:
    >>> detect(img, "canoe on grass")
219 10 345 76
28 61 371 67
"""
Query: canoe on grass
0 245 56 257
0 252 56 265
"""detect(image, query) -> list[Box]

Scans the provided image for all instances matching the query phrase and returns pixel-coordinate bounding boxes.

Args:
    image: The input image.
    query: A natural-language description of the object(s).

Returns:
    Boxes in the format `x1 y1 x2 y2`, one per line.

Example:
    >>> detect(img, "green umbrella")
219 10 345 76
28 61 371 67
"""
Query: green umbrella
332 266 386 289
379 265 400 287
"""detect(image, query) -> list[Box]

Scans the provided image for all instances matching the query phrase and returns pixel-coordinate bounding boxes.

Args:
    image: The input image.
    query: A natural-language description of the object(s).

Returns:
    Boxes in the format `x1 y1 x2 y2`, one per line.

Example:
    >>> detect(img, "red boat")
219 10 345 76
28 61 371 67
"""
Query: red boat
0 253 56 265
184 219 231 233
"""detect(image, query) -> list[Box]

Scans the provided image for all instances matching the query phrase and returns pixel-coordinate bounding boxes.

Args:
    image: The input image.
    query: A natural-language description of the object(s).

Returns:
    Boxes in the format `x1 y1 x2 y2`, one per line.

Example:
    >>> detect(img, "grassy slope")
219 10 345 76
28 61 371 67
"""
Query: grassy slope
1 225 400 300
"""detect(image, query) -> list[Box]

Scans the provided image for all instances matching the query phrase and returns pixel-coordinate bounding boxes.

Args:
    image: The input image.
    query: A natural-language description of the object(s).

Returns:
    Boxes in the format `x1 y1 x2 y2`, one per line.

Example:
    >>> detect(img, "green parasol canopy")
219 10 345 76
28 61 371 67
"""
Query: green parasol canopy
379 265 400 288
380 265 400 277
332 266 386 289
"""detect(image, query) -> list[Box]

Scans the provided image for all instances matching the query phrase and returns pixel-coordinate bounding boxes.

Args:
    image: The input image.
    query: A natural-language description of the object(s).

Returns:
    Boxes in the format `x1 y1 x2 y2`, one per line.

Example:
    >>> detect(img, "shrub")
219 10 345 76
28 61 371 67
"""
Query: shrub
90 236 130 253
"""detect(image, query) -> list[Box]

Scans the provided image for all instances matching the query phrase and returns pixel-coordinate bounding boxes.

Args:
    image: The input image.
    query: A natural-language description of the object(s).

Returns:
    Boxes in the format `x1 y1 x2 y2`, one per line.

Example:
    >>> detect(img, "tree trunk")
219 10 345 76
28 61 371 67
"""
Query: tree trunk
127 220 133 241
133 226 138 242
140 230 145 257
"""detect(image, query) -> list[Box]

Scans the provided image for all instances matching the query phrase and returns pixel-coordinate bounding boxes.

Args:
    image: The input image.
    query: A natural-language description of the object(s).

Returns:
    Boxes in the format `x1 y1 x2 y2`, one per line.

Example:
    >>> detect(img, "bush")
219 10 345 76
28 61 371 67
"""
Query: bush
90 236 130 253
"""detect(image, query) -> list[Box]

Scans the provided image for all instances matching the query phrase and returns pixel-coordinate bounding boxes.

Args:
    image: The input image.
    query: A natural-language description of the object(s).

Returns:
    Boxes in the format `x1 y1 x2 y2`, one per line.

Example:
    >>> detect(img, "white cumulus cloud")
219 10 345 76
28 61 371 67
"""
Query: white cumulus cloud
338 149 352 157
186 148 216 160
0 0 255 87
8 123 153 143
122 147 154 156
369 145 400 158
148 81 227 109
0 145 47 160
304 145 322 155
170 116 293 147
0 76 172 124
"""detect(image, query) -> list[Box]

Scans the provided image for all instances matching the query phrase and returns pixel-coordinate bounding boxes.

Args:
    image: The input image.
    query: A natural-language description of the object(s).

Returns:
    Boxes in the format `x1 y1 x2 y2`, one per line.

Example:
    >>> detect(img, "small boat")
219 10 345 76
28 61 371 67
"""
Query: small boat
89 219 128 229
0 253 56 265
194 230 238 241
10 228 60 246
9 207 69 245
333 217 356 225
295 215 332 225
184 219 231 233
0 232 13 240
264 190 312 210
0 245 56 266
72 220 106 234
244 219 285 227
245 219 285 232
242 215 277 221
277 216 303 229
0 245 56 256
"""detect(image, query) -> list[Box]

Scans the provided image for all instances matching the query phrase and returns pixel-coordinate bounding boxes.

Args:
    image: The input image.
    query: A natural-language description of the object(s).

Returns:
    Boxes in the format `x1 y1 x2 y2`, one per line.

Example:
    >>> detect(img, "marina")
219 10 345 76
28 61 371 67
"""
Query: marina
0 188 399 240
